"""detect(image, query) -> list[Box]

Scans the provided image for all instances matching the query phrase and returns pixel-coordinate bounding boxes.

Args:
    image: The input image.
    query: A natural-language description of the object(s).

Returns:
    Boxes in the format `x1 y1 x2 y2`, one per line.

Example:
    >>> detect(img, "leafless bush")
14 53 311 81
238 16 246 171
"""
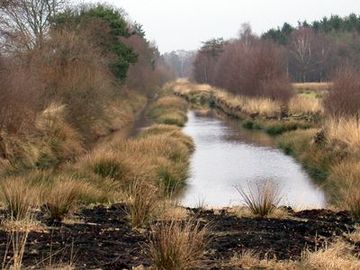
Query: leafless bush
0 57 39 134
213 39 292 102
30 29 116 142
324 66 360 117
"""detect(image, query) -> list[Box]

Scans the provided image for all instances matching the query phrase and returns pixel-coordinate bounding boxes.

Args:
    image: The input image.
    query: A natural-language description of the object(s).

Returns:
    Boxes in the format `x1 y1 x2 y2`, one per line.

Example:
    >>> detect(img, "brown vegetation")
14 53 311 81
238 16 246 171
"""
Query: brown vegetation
324 66 360 117
235 180 281 217
193 27 293 102
147 220 207 270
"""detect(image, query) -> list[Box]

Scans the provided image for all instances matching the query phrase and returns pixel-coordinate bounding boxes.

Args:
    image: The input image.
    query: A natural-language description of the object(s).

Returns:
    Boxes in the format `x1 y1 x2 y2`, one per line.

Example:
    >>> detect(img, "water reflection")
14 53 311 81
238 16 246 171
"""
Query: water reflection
180 111 326 209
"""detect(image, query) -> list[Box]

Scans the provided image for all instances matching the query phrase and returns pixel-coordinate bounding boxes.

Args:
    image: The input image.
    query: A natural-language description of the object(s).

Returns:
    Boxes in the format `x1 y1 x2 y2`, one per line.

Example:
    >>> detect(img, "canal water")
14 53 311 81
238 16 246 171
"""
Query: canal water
180 111 326 209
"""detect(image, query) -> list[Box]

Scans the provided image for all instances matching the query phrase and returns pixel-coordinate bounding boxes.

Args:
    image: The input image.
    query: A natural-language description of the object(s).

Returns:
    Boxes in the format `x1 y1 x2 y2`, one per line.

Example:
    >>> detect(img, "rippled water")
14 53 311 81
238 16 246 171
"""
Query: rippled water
180 111 326 209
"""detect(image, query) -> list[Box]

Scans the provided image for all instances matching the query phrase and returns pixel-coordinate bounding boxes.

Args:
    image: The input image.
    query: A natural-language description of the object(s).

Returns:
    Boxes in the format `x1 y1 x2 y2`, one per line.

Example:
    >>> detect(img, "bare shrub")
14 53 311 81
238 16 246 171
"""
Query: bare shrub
147 219 208 270
0 57 39 135
192 31 293 102
31 29 116 143
324 66 360 117
123 35 175 94
235 180 281 217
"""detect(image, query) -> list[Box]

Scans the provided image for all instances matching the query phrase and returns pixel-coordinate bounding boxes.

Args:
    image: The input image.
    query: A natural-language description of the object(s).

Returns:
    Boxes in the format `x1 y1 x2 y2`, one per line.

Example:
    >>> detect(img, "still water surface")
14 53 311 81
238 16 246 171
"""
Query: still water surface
180 111 326 209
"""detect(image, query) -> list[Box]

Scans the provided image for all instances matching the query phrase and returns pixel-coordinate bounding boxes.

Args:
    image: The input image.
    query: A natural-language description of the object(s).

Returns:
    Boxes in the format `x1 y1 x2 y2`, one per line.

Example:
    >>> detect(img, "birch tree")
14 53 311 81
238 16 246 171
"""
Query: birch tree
0 0 67 51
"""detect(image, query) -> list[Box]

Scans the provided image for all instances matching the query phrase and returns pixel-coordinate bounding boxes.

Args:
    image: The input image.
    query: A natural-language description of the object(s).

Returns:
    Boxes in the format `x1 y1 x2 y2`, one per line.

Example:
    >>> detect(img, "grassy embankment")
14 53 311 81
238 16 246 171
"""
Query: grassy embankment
0 83 197 267
0 88 193 221
0 83 359 269
172 80 360 217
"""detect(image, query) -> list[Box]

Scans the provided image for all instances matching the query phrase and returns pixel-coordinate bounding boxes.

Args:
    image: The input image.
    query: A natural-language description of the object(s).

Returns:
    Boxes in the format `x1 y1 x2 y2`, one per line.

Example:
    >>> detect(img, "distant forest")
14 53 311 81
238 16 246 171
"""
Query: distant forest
261 14 360 82
189 14 360 83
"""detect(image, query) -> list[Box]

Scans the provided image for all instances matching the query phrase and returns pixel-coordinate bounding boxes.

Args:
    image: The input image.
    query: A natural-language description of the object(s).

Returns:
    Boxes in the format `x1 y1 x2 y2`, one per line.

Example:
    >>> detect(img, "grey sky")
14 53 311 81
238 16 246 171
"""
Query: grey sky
85 0 360 53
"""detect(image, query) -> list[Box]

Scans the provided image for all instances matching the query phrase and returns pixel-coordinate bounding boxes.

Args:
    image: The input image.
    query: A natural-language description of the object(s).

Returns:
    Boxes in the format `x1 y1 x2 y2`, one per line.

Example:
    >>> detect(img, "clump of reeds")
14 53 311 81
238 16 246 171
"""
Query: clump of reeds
235 180 281 217
147 219 207 270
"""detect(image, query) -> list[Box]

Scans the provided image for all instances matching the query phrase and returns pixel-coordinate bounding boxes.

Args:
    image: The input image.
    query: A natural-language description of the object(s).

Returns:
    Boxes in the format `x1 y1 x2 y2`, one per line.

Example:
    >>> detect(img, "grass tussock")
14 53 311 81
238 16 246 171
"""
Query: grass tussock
277 128 341 182
149 96 188 127
328 160 360 219
77 150 129 182
147 219 207 270
3 228 31 270
325 117 360 149
75 129 192 198
301 240 360 270
42 177 93 222
127 181 159 228
0 177 38 221
226 250 297 270
235 180 281 217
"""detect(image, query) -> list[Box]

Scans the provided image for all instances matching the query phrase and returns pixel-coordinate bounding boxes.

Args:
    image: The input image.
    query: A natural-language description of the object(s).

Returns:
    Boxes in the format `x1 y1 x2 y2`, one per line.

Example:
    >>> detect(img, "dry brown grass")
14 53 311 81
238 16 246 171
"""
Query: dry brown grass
1 208 39 270
77 149 129 183
328 160 360 218
2 227 30 270
230 206 290 220
0 177 39 221
154 200 188 221
301 240 360 270
235 180 281 217
127 181 159 228
226 250 297 269
42 177 94 222
147 219 207 270
76 125 192 197
154 96 188 111
173 80 329 118
325 117 360 149
348 226 360 243
148 96 188 127
288 96 324 115
35 103 84 163
214 90 281 117
169 80 212 95
292 82 332 92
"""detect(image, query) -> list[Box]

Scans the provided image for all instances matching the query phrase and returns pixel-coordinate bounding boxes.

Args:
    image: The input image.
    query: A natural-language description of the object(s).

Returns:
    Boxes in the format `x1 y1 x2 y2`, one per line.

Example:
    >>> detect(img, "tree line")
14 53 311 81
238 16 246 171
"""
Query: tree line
193 25 292 101
194 14 360 86
263 14 360 82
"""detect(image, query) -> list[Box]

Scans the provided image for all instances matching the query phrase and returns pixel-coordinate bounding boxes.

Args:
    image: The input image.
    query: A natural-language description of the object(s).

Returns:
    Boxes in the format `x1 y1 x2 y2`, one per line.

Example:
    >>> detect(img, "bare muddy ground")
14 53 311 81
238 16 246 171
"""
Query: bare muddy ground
0 204 357 269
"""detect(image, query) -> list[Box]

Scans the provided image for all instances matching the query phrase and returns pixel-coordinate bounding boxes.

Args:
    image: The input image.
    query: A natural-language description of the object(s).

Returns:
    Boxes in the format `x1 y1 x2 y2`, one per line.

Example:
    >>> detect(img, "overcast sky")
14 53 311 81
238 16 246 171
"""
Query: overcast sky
84 0 360 53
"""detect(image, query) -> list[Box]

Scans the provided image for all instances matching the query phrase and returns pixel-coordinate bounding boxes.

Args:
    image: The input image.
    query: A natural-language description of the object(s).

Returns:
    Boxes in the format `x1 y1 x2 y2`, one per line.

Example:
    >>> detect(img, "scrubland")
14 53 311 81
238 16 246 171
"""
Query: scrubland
0 1 360 269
